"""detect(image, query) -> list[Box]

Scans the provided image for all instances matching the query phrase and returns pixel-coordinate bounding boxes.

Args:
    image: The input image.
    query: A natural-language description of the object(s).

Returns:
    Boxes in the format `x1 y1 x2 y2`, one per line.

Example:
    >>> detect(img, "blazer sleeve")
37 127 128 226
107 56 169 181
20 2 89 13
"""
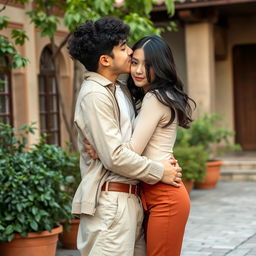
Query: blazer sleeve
75 91 164 184
124 93 163 155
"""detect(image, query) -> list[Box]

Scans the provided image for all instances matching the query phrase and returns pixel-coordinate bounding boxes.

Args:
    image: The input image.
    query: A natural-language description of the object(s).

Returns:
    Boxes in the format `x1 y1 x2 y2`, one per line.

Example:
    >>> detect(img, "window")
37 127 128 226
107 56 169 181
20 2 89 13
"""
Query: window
0 57 13 125
39 47 60 145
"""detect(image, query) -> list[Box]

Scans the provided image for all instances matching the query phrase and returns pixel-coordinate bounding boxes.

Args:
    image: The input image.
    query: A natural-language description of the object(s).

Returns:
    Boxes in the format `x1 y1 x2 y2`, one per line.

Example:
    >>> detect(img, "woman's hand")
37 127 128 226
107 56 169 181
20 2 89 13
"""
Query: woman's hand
171 156 182 183
83 138 99 160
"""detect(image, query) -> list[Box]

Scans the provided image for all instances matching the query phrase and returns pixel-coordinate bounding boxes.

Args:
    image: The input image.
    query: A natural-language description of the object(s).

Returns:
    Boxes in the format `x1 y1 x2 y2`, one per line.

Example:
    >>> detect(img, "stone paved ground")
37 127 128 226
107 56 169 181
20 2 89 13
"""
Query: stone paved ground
57 181 256 256
182 181 256 256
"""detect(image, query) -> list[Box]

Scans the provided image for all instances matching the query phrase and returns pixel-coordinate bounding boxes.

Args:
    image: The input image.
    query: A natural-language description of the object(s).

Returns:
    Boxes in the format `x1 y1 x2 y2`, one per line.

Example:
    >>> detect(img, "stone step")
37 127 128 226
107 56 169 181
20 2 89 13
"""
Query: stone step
220 160 256 171
220 169 256 181
216 152 256 181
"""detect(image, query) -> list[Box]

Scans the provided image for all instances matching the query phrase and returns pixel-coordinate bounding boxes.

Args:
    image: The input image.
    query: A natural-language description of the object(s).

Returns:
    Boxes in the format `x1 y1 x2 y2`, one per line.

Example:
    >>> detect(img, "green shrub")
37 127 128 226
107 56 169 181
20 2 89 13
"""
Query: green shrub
0 123 75 242
174 133 208 182
176 113 241 160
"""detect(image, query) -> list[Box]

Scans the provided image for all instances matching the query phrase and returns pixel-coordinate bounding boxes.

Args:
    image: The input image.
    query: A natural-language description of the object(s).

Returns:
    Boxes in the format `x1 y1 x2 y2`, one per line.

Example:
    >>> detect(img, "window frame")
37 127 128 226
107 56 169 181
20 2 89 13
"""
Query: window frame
0 57 13 126
38 47 61 145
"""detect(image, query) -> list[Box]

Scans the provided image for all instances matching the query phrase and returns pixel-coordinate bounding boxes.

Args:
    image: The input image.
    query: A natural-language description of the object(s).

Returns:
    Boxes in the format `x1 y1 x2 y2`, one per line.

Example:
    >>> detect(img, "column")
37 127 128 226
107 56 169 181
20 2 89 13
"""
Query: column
185 22 215 115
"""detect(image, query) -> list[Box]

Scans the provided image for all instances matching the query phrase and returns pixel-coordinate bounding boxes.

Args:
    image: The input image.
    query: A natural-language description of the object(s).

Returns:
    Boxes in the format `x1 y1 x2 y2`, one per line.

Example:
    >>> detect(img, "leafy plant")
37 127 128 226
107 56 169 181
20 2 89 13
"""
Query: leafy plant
0 16 29 69
176 113 241 160
59 148 80 230
174 133 208 182
0 123 75 242
61 149 80 199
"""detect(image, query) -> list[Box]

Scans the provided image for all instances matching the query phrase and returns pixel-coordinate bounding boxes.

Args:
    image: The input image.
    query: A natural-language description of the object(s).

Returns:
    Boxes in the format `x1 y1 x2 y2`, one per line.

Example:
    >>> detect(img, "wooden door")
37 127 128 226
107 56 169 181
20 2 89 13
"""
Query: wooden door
233 44 256 150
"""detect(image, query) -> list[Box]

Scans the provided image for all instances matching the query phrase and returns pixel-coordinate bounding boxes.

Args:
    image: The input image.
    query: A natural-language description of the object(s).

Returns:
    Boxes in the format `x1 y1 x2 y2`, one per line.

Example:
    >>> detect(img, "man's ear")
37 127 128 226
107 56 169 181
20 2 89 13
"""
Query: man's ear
99 55 111 67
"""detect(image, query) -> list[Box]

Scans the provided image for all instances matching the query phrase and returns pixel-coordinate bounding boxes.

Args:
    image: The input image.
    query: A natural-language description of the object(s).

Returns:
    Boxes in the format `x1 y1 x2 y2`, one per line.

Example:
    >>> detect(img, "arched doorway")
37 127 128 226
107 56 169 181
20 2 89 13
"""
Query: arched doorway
38 46 60 145
233 44 256 150
0 56 13 125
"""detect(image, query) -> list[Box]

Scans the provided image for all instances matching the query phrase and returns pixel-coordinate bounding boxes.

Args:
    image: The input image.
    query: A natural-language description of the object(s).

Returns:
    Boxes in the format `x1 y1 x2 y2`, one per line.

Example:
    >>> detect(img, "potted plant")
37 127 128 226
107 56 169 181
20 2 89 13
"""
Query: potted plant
178 113 241 189
0 123 72 256
59 150 80 250
174 132 208 194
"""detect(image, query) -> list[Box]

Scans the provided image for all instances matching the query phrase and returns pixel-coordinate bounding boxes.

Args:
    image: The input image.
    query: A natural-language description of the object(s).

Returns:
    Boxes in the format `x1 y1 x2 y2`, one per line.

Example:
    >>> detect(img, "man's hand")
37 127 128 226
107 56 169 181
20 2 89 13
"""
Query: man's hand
83 138 99 160
160 159 182 187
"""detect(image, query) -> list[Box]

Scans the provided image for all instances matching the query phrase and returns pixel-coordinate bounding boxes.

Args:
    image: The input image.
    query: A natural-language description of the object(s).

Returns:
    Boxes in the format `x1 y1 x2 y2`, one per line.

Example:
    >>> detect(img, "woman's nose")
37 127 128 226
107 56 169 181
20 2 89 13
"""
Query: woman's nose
136 65 143 74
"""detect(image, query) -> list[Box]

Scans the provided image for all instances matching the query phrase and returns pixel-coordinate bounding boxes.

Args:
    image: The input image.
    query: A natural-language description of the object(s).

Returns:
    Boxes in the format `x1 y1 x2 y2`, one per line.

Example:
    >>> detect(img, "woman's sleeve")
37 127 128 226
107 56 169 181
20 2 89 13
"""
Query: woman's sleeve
124 93 163 155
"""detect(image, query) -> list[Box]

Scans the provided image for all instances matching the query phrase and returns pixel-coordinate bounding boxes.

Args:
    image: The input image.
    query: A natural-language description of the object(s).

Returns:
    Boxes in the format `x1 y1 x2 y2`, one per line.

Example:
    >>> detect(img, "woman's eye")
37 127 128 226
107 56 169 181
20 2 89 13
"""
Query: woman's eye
131 61 137 65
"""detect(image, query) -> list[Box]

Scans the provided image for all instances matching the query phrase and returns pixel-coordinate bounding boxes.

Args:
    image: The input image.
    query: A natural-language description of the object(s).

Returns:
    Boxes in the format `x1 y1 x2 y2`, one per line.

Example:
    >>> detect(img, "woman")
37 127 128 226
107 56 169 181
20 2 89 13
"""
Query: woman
124 35 196 256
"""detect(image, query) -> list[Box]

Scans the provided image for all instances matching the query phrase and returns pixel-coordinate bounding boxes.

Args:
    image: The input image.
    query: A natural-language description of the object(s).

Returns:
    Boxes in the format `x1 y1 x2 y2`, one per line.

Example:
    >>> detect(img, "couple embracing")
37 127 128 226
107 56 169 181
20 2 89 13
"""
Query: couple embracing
68 16 195 256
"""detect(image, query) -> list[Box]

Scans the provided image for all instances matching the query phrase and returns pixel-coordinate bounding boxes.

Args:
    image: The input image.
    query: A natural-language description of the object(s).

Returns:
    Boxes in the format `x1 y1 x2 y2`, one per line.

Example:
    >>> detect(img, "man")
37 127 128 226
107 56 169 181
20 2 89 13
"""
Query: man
68 17 181 256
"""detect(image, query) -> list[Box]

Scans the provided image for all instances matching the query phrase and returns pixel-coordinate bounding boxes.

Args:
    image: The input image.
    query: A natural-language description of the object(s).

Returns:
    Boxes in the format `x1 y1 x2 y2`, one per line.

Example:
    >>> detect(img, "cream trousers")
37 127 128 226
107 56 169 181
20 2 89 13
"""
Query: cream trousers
77 191 146 256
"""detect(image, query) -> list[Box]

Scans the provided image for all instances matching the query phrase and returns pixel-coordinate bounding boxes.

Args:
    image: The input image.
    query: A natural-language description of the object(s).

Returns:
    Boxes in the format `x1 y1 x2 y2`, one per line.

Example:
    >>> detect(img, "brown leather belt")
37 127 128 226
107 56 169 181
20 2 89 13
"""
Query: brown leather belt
101 182 139 195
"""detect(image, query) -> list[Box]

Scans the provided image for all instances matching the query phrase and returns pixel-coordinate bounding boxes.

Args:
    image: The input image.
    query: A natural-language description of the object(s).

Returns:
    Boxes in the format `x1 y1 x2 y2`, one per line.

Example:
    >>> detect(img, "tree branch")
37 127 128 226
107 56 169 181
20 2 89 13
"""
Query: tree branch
53 33 71 59
50 37 77 150
0 0 9 12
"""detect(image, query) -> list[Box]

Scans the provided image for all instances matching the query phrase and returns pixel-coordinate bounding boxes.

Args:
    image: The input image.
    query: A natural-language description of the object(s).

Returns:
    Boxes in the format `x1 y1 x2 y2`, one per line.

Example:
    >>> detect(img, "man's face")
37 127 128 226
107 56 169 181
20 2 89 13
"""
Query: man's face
110 40 133 74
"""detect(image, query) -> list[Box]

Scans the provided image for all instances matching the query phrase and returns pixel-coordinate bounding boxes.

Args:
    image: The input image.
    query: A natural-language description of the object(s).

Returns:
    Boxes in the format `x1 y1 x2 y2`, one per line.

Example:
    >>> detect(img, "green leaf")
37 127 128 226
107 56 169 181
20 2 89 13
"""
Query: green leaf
14 224 22 233
17 203 22 212
5 225 14 235
32 206 38 215
5 215 14 221
28 194 34 201
30 221 38 231
144 0 153 14
17 214 25 223
7 234 14 242
0 16 9 29
165 0 175 16
11 29 29 46
35 214 41 222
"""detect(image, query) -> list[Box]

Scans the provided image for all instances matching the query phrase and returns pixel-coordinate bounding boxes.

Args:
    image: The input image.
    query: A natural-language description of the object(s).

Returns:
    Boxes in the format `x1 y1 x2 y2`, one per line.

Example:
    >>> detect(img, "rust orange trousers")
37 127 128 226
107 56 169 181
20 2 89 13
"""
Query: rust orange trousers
141 181 190 256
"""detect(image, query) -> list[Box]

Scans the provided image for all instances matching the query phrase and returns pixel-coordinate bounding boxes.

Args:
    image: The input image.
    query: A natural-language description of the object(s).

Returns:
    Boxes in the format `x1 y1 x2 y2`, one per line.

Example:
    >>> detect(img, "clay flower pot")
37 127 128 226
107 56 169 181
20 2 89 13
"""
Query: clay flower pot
0 226 63 256
195 160 223 189
183 180 194 194
59 219 80 249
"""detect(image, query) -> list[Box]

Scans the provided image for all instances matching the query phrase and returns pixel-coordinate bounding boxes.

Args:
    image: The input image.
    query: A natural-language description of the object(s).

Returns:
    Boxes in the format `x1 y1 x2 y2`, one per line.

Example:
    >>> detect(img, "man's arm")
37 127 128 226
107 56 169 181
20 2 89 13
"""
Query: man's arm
76 91 180 185
83 138 182 186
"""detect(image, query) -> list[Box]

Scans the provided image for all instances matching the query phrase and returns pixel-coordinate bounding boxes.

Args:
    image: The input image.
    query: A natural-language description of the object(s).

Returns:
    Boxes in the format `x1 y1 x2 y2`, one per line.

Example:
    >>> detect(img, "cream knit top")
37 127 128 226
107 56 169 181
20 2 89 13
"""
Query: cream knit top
125 92 178 161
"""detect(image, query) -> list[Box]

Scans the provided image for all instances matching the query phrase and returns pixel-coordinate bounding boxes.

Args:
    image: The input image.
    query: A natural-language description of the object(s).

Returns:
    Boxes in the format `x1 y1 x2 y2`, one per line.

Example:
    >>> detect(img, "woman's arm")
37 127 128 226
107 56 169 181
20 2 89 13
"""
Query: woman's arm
124 93 164 155
85 93 163 157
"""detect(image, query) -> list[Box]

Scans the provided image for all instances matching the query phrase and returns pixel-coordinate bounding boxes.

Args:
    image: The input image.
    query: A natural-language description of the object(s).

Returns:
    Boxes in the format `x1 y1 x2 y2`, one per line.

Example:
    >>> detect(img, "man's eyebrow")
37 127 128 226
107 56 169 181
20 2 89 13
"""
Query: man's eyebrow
120 40 127 47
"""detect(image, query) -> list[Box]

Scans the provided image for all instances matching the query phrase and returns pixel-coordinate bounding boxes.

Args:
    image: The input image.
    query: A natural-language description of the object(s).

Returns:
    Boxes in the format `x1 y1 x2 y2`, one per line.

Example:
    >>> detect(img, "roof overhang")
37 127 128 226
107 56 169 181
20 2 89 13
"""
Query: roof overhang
153 0 256 11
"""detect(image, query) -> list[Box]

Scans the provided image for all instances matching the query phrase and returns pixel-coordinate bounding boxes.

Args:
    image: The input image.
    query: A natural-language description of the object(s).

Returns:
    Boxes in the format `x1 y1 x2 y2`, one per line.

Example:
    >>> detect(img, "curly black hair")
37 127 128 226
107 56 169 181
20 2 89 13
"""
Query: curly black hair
68 17 130 72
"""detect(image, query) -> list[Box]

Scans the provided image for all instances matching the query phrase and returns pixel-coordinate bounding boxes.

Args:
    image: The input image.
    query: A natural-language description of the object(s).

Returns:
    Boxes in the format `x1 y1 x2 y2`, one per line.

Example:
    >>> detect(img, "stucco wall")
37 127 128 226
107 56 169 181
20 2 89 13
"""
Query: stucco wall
162 25 188 91
2 3 74 146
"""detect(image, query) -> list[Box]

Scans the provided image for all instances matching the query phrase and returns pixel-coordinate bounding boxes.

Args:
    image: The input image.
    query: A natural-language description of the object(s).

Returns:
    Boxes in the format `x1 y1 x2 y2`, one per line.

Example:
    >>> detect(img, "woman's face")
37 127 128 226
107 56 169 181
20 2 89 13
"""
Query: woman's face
131 48 155 92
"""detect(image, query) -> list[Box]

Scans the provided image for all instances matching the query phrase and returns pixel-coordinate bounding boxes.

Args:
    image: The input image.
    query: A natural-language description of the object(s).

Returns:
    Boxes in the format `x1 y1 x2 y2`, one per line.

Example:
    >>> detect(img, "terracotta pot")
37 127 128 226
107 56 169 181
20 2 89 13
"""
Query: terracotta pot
195 160 223 189
0 225 62 256
183 180 193 194
59 219 79 249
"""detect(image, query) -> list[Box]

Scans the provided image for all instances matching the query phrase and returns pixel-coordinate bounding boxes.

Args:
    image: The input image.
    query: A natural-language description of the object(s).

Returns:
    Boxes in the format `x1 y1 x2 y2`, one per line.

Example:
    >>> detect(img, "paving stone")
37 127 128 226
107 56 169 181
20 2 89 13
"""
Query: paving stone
200 248 231 253
225 248 252 256
181 181 256 256
56 249 80 256
210 253 230 256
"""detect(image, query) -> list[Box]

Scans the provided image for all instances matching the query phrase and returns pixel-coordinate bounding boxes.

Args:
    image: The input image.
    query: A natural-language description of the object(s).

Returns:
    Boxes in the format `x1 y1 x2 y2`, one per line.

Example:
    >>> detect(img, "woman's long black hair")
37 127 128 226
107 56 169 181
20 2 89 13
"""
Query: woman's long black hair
128 35 196 129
